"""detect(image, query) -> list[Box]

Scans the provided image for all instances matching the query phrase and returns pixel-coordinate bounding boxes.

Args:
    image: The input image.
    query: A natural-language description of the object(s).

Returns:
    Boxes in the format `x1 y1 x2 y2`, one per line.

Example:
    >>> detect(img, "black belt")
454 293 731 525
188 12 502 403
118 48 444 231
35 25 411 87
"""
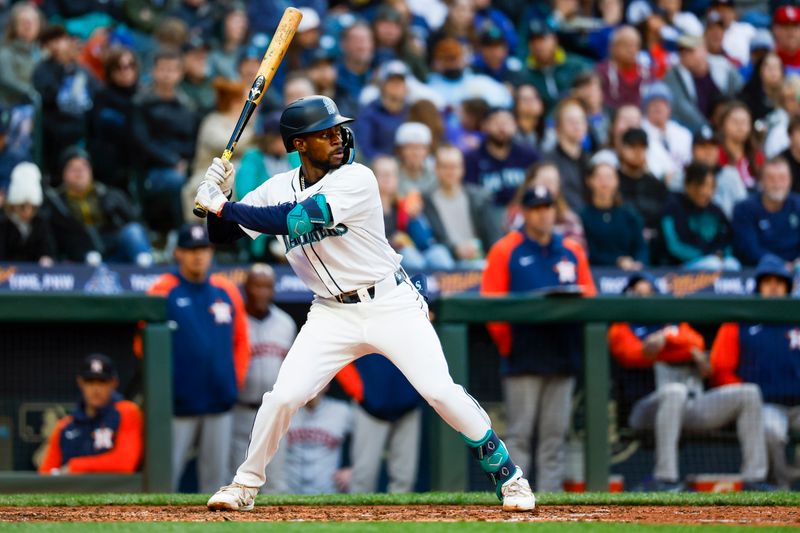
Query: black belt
334 268 406 304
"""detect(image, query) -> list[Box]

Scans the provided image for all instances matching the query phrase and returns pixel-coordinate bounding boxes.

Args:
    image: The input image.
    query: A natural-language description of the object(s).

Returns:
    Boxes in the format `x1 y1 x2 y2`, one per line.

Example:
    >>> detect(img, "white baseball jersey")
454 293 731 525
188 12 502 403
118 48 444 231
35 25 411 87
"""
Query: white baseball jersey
239 163 402 297
239 305 297 404
284 397 353 494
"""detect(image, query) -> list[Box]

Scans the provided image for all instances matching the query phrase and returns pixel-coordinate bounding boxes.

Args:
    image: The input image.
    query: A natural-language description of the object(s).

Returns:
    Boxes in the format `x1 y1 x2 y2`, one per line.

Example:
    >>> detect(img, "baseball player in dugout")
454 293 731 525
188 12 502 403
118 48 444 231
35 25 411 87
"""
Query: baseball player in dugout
39 354 143 475
195 95 535 512
611 272 772 492
480 186 597 492
143 224 250 493
231 263 297 493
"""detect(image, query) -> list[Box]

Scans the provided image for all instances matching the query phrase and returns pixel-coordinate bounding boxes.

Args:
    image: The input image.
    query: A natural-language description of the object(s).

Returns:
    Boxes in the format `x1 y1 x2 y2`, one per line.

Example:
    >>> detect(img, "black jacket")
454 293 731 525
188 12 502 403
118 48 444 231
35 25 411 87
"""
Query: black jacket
45 183 136 262
32 59 98 148
0 212 55 262
422 185 503 257
88 84 138 190
131 88 198 171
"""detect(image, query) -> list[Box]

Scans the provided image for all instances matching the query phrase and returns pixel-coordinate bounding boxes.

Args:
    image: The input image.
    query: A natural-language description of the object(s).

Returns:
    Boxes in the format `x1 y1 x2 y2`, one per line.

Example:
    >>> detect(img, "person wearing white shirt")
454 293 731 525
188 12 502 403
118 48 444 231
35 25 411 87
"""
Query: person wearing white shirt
641 82 693 176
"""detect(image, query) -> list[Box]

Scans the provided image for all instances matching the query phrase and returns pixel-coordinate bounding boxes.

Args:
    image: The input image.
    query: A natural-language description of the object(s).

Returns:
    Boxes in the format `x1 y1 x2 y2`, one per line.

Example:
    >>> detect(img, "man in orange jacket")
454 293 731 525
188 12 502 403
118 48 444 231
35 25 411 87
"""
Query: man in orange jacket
39 354 143 475
610 273 769 491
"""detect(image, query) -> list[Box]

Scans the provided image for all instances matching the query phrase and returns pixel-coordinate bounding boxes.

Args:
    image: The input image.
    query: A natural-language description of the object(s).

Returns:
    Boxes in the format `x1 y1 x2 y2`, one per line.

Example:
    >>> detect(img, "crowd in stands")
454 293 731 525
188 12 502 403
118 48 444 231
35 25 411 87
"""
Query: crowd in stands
0 0 798 272
13 0 800 494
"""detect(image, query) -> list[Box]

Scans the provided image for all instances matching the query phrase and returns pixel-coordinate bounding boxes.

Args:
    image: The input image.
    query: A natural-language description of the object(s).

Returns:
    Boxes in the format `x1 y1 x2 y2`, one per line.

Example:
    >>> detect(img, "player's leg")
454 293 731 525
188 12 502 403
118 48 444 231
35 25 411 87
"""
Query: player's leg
535 376 575 492
386 407 422 493
366 282 534 510
171 416 200 490
349 405 391 493
209 301 362 510
683 384 768 483
650 383 689 485
763 404 791 488
197 412 234 493
502 375 542 475
230 405 255 482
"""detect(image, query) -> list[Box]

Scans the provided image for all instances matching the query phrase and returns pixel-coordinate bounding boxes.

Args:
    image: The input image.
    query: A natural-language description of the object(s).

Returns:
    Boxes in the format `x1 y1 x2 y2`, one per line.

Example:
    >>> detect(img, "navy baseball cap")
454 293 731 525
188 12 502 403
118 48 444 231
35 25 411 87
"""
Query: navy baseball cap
692 125 717 145
621 127 649 146
80 353 117 380
623 272 661 294
177 224 211 249
528 18 556 39
755 254 794 291
521 185 554 208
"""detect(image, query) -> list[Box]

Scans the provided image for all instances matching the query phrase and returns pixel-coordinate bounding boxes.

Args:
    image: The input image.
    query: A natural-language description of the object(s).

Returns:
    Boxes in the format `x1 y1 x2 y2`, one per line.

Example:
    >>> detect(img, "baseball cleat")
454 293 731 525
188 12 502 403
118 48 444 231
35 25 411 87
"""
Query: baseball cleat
500 468 536 512
207 483 259 511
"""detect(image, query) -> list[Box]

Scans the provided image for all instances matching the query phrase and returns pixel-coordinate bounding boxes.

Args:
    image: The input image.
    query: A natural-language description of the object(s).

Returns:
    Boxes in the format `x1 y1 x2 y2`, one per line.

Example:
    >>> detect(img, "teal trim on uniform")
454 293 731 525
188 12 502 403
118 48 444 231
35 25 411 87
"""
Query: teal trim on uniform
463 430 514 500
462 429 492 448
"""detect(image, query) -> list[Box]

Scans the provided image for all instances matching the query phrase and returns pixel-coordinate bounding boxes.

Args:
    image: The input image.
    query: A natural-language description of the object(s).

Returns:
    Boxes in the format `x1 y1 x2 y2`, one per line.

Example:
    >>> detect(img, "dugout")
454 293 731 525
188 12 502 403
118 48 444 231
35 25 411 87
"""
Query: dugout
0 293 171 493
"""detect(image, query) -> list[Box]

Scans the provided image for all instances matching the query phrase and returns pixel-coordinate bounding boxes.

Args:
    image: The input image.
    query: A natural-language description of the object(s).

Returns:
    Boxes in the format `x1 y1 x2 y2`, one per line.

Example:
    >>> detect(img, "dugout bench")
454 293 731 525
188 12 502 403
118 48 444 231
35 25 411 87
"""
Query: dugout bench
433 295 800 491
0 293 171 493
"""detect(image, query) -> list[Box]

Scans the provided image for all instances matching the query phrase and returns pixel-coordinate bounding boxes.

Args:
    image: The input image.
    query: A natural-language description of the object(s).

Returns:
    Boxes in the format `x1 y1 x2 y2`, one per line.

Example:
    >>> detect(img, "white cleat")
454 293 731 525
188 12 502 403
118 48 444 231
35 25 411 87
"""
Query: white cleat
207 483 259 512
500 468 536 512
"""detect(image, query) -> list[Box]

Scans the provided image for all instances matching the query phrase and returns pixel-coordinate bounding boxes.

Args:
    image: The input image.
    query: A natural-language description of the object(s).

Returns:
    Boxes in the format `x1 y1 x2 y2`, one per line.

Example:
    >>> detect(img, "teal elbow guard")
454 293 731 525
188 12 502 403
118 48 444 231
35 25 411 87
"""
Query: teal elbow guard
287 194 332 239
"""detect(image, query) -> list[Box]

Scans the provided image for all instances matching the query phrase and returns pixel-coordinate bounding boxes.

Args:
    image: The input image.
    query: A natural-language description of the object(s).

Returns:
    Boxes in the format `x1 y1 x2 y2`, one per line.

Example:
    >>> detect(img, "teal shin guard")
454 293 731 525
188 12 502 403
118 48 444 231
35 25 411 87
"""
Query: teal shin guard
463 430 517 500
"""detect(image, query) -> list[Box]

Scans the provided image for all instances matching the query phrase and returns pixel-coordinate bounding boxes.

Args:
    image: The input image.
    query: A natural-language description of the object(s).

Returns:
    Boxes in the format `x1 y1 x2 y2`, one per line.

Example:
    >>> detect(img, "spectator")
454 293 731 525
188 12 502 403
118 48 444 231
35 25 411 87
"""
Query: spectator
472 21 524 86
87 47 139 192
45 147 152 265
580 152 647 270
337 354 423 494
121 0 174 36
180 36 215 118
597 25 654 110
183 78 252 222
0 106 25 195
763 76 800 159
146 223 249 493
231 264 296 493
395 122 436 197
781 117 800 195
430 0 478 51
427 37 511 108
616 127 669 237
33 24 98 180
524 18 591 114
482 185 596 492
711 255 800 489
464 107 539 229
661 162 739 270
641 82 693 175
0 1 43 106
39 354 143 475
512 84 545 152
738 53 783 122
543 97 590 212
473 0 517 52
704 10 735 67
375 155 453 271
690 125 746 219
284 7 321 73
609 103 674 183
0 162 54 264
445 96 489 153
733 157 800 266
662 34 742 132
306 48 338 101
423 145 501 269
208 5 248 80
610 273 769 491
718 101 765 191
132 48 198 233
284 387 353 494
372 5 427 81
169 0 216 42
509 161 586 247
773 5 800 74
709 0 755 68
656 0 703 37
337 22 374 108
354 60 409 162
627 0 671 79
407 99 445 151
246 0 326 37
571 71 610 150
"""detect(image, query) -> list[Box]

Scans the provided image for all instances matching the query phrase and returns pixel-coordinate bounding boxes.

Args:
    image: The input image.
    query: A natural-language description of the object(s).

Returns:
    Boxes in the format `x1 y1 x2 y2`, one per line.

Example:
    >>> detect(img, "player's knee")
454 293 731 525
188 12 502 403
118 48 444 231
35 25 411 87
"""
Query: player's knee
419 383 453 410
738 383 763 405
658 382 689 403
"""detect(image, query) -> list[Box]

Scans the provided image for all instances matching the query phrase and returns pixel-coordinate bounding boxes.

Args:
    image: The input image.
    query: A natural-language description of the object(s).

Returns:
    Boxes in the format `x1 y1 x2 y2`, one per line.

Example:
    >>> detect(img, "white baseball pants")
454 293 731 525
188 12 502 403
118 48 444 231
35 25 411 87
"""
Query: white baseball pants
232 280 492 488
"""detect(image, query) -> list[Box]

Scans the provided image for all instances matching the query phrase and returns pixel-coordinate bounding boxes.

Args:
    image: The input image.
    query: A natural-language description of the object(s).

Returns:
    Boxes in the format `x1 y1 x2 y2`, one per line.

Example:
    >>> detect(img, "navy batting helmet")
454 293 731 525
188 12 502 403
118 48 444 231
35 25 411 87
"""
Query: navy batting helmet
280 95 353 152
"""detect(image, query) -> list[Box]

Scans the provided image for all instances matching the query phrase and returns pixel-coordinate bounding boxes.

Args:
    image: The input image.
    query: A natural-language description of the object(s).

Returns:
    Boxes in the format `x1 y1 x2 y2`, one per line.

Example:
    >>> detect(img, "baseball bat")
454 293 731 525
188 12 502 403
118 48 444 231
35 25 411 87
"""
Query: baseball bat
193 7 303 218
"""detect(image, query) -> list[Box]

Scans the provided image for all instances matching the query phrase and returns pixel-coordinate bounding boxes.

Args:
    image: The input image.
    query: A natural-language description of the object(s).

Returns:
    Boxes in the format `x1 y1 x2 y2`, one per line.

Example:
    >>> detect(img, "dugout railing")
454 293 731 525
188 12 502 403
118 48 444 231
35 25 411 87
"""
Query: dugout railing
0 293 171 493
432 295 800 491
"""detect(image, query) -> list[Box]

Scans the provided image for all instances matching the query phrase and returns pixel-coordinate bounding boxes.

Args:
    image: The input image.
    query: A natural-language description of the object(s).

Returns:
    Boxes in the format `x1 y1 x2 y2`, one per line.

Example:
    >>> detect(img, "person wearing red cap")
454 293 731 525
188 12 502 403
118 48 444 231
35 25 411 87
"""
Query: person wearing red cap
773 5 800 72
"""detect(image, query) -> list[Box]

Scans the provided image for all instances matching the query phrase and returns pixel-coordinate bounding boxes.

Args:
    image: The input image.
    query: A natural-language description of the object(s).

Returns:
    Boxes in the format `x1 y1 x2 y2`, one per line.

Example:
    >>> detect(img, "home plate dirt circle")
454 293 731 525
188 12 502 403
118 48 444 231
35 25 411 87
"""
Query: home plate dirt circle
1 505 798 525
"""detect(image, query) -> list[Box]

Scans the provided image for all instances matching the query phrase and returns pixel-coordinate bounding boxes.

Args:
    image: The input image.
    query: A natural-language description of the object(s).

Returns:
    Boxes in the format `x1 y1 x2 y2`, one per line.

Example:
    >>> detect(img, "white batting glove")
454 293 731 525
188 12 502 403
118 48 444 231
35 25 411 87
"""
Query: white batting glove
195 181 228 216
204 157 235 195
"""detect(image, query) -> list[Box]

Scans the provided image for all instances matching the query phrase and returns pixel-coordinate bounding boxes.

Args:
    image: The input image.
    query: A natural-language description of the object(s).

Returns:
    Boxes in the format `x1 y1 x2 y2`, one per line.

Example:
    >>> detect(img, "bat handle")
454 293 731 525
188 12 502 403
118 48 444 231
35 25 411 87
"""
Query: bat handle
193 149 235 218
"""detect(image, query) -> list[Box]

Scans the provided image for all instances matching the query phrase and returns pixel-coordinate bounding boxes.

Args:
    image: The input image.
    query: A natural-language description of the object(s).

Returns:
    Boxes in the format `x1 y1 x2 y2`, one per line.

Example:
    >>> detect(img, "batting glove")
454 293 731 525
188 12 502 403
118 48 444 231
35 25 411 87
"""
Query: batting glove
195 181 228 216
204 157 235 196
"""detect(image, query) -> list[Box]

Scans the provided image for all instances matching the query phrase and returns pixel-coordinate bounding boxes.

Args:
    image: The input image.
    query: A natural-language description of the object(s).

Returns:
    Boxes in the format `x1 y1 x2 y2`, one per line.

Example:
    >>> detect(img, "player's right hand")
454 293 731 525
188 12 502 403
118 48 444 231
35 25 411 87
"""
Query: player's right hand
205 157 235 195
195 181 228 216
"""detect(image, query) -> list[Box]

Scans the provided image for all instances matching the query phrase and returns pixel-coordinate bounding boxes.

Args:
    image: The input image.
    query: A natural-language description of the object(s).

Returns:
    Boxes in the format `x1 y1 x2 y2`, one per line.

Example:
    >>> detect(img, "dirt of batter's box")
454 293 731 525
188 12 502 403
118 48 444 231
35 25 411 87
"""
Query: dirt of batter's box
1 505 799 525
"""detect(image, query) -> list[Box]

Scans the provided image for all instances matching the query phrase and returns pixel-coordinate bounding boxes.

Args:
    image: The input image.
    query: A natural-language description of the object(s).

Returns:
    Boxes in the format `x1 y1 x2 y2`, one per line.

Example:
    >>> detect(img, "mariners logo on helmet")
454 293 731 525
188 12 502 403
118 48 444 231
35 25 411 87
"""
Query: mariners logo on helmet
279 95 354 152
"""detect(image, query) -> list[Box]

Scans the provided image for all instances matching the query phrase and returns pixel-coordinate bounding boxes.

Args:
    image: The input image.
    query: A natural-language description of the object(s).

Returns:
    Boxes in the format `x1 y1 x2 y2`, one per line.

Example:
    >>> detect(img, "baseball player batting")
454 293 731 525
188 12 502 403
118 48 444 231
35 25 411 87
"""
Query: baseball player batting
195 95 535 512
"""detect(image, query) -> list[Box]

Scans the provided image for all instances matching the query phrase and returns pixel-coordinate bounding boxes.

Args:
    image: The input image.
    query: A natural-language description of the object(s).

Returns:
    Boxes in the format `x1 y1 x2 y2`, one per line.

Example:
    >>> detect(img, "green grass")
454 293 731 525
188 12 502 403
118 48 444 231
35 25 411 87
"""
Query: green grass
0 524 797 533
1 492 799 507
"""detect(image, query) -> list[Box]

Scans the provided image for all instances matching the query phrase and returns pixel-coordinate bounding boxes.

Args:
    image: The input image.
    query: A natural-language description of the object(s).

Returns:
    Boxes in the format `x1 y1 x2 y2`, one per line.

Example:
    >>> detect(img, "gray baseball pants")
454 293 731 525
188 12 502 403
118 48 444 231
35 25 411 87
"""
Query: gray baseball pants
172 412 233 493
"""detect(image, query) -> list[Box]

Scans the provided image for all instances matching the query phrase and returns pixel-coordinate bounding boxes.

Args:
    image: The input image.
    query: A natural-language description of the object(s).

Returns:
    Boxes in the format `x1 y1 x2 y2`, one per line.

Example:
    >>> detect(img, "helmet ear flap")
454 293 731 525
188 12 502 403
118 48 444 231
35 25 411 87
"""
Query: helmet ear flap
341 126 356 164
